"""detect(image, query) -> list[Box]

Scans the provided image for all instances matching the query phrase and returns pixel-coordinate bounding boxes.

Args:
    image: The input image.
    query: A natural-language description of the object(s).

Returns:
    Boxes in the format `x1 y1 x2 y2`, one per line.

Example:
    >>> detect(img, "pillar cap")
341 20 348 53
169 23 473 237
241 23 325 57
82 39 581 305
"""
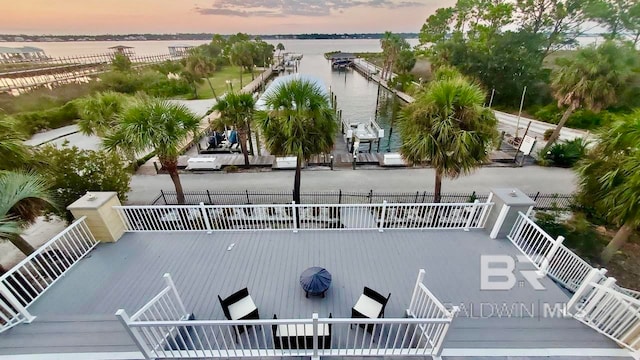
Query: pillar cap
67 192 119 210
490 188 535 206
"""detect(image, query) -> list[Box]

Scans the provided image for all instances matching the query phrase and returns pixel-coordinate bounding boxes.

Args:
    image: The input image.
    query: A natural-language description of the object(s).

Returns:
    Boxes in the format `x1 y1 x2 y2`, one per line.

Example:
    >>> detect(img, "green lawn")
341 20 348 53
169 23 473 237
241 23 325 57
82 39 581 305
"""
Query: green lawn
187 66 257 99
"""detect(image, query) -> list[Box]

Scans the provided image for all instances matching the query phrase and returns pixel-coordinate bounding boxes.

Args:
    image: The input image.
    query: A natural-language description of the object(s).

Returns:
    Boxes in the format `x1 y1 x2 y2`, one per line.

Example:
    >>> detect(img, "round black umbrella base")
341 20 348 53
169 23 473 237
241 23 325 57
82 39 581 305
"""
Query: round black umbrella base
300 267 332 298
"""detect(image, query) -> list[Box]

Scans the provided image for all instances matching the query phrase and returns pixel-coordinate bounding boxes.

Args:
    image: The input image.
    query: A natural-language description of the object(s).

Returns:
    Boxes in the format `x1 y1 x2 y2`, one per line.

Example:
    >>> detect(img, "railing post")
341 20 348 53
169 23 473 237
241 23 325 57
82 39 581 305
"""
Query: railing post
379 200 387 232
312 313 319 360
489 204 511 239
432 306 458 357
464 200 480 231
116 309 154 360
477 193 493 229
540 235 564 274
161 190 167 205
408 269 426 315
566 267 602 314
292 201 298 233
0 282 36 323
199 202 213 234
163 273 188 318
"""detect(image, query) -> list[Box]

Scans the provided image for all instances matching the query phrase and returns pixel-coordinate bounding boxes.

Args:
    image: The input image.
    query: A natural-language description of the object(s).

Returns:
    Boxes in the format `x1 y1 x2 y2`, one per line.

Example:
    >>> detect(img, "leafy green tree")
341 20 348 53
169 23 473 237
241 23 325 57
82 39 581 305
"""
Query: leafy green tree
576 110 640 263
256 79 337 205
516 0 586 53
0 171 55 256
276 42 285 57
212 92 256 167
77 91 130 137
38 145 131 221
543 41 638 151
111 52 132 72
103 100 200 204
399 70 499 202
584 0 640 42
230 41 255 88
252 40 275 69
395 49 417 75
420 7 455 45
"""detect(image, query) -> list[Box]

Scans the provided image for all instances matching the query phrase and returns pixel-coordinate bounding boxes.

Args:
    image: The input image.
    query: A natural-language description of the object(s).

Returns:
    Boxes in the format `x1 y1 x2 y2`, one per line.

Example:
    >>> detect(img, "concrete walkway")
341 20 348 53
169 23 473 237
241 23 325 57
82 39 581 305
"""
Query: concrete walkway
127 166 577 204
24 124 81 146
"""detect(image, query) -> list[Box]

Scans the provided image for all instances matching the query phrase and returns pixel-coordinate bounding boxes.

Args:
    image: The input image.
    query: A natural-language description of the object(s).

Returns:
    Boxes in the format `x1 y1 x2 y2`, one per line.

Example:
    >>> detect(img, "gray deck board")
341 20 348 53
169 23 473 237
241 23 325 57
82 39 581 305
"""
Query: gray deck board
0 230 627 357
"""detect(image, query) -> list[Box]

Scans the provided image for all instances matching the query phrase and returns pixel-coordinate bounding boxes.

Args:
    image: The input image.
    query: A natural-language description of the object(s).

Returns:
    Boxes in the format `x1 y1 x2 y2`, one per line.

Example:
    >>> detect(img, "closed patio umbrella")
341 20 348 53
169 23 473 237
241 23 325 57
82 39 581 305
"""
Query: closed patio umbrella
300 267 332 298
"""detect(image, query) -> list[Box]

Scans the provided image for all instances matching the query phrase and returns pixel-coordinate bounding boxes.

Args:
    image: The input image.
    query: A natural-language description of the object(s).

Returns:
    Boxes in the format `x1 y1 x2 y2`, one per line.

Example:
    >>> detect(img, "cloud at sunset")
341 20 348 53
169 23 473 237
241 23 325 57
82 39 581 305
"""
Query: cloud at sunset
194 0 424 17
1 0 452 34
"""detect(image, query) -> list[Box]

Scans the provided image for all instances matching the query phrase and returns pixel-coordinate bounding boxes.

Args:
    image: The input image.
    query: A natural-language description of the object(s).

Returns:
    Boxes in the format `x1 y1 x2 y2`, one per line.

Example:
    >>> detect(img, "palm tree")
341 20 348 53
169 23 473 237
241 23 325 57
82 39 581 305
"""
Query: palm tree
576 110 640 263
77 91 130 137
186 51 219 100
0 117 35 171
256 78 337 205
276 43 285 65
399 71 499 203
212 92 256 167
0 171 55 257
276 43 285 57
543 41 638 151
103 100 200 204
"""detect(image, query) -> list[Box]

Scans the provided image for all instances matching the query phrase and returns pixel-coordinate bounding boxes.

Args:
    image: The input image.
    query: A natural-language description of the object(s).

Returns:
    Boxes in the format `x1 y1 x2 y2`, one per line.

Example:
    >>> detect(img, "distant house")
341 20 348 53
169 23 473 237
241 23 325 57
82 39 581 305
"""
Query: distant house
0 46 47 63
168 44 194 57
108 45 135 56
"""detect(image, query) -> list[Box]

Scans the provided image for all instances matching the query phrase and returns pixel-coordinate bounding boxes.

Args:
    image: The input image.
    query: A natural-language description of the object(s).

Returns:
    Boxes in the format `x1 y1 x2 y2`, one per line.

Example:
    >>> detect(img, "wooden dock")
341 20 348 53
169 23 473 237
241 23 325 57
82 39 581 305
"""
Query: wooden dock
352 60 416 104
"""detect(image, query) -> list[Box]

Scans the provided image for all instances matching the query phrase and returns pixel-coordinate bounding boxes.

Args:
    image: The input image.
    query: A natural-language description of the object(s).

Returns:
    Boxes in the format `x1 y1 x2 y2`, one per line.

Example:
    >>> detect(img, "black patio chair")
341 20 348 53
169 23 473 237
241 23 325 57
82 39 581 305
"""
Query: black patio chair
218 288 259 341
351 287 391 333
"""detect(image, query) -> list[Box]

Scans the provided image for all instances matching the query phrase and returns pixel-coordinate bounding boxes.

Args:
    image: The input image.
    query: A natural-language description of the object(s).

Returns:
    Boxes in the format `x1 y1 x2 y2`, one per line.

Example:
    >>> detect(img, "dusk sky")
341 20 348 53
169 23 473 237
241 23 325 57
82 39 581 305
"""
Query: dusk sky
2 0 454 35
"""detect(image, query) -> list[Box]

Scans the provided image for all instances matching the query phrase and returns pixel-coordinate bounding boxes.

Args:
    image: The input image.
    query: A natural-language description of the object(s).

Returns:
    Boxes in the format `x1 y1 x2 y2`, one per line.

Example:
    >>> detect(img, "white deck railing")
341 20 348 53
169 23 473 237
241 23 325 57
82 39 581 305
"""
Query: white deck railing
567 269 640 353
114 201 493 232
0 217 98 333
118 270 456 359
510 213 640 353
507 212 593 292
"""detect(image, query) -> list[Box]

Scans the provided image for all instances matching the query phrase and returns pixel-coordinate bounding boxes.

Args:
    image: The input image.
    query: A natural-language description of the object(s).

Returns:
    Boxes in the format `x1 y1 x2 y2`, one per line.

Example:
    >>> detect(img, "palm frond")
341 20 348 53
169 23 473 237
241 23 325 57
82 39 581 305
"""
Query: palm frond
0 170 56 225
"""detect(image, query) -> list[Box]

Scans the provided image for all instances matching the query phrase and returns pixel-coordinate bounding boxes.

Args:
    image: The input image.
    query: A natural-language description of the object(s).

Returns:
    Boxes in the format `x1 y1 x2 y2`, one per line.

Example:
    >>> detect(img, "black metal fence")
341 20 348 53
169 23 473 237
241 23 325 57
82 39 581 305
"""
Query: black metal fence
151 190 573 210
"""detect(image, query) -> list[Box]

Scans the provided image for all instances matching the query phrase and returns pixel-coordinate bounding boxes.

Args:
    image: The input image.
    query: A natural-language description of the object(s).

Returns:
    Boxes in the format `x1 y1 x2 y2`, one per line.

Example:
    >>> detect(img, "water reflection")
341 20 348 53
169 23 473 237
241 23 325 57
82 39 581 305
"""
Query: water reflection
274 52 403 152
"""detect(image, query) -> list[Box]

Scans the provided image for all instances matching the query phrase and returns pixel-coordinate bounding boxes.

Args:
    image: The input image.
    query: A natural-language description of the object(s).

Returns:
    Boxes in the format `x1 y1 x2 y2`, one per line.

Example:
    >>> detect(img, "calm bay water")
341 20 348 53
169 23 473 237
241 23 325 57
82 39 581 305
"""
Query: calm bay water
6 39 412 151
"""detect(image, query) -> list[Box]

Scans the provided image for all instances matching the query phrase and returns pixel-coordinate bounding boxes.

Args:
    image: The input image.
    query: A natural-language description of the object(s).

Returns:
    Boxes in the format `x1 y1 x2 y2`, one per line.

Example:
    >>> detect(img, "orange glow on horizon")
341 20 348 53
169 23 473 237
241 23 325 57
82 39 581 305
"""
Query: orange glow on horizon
1 0 452 35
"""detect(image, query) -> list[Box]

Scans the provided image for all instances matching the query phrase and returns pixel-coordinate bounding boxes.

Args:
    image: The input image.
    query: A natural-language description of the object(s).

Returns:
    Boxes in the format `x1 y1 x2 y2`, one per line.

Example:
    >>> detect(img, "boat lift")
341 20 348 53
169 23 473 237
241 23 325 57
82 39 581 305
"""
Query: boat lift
342 117 384 153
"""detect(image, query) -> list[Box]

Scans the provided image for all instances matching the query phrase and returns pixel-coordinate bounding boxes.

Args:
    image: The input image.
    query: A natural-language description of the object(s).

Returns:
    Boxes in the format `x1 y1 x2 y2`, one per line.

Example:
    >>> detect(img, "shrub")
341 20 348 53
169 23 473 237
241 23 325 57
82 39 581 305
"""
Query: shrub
97 70 191 97
224 165 239 173
536 211 604 260
12 101 79 135
534 104 561 124
543 128 554 141
566 109 613 130
98 71 143 94
38 144 131 222
544 138 587 168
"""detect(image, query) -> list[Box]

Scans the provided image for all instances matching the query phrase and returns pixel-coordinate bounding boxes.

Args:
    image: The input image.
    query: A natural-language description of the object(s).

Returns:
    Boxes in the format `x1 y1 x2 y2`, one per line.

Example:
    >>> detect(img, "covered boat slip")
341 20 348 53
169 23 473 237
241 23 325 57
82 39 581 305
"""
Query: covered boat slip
0 230 628 359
